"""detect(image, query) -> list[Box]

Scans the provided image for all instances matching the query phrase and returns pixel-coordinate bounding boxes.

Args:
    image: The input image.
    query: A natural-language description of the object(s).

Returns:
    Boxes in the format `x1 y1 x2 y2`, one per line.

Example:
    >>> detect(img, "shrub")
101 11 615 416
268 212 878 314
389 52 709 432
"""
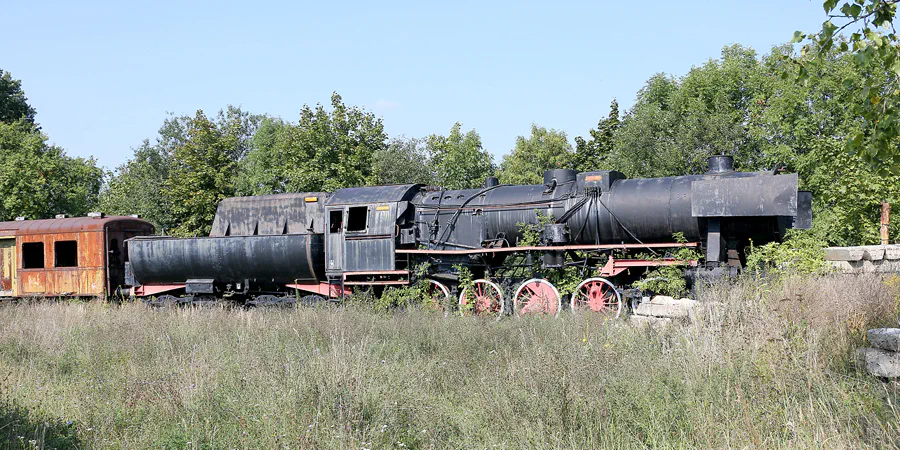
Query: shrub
745 229 831 277
633 232 702 297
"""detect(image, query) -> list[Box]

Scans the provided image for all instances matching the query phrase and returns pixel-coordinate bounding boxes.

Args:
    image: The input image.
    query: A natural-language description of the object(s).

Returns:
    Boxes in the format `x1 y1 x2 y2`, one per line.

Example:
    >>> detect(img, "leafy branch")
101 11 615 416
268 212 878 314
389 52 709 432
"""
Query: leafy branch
790 0 900 173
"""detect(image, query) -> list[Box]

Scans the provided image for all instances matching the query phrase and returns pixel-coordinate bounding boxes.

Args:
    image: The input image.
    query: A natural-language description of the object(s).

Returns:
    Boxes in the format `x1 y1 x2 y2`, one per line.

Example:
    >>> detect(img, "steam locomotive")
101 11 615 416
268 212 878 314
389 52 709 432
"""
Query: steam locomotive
125 156 811 316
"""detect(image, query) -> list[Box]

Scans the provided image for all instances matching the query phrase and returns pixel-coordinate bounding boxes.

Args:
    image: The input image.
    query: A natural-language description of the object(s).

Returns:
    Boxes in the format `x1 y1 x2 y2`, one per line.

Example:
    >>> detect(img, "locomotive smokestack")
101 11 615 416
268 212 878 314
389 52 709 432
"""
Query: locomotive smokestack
483 176 499 188
707 155 733 174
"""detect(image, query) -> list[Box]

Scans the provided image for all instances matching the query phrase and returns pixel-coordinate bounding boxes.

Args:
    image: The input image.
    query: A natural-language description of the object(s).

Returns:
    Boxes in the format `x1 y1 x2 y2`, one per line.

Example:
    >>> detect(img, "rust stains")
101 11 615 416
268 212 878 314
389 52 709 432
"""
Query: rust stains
0 216 154 298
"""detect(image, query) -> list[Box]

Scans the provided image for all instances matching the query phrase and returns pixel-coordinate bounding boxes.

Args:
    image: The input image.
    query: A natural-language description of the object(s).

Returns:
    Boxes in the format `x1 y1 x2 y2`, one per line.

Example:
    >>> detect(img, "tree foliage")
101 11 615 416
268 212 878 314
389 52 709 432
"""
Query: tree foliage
613 46 767 177
498 125 574 185
239 93 386 195
0 69 101 221
100 110 206 232
607 43 900 246
0 69 36 125
164 108 259 237
103 107 258 236
100 141 176 232
791 0 899 171
574 99 619 172
373 137 434 185
426 123 494 189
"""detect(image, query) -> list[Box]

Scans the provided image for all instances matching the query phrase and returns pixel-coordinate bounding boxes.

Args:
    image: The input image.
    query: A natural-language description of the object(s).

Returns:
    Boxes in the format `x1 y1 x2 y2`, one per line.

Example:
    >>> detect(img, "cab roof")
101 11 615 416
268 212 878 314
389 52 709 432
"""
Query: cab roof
326 184 421 206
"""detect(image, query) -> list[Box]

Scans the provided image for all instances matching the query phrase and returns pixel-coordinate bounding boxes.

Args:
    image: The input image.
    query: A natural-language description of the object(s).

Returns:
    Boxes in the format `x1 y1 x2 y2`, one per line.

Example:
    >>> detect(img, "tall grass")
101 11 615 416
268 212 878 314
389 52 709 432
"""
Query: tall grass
1 274 899 449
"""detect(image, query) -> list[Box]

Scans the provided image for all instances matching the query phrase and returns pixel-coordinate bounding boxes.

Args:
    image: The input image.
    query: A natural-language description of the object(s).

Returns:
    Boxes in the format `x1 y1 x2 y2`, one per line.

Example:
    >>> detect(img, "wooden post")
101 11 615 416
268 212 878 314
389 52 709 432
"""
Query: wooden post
881 201 890 245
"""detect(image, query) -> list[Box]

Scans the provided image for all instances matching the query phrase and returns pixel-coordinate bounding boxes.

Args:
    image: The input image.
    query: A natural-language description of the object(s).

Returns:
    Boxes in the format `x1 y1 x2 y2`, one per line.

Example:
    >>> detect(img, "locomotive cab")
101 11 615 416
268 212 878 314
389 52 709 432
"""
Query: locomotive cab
324 184 422 286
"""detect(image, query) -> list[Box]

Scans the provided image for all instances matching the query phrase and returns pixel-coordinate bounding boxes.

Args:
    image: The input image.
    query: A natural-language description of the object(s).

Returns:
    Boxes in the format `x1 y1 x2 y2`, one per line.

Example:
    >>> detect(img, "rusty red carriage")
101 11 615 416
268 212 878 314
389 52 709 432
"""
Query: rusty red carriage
0 214 154 299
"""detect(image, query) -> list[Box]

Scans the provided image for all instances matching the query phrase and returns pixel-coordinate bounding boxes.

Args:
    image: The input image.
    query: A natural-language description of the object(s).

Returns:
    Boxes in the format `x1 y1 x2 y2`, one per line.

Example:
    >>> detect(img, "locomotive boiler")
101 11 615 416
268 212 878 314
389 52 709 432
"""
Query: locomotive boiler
415 155 810 266
126 156 811 315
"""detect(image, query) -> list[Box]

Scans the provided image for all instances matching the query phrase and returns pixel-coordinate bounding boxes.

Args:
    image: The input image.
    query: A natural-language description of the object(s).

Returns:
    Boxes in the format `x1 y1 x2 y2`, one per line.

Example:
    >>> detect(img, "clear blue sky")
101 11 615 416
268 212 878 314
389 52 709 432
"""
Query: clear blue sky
2 0 828 170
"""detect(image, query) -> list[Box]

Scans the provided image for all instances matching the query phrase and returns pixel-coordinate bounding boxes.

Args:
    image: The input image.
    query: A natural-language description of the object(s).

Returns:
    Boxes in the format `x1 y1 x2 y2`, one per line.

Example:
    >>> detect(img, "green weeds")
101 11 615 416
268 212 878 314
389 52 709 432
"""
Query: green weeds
0 274 898 448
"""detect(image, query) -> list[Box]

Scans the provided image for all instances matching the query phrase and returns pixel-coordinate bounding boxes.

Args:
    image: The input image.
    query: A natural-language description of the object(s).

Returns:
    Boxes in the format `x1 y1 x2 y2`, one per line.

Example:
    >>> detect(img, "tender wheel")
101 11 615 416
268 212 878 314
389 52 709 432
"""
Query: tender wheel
146 294 178 308
187 296 217 307
458 279 504 318
425 280 452 313
299 294 327 306
513 278 561 317
571 277 622 317
248 295 279 307
249 295 298 308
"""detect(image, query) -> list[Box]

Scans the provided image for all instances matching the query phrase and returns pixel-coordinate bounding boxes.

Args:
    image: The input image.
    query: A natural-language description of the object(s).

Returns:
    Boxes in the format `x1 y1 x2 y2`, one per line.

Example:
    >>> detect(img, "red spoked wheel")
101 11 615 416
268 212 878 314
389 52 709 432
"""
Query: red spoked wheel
571 277 622 317
458 279 504 318
425 279 451 314
513 278 561 317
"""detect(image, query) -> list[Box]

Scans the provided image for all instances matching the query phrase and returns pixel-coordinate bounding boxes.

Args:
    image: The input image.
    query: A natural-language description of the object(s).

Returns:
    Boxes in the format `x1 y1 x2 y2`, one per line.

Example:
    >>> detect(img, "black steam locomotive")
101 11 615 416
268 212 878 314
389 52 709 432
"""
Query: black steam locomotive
126 156 811 316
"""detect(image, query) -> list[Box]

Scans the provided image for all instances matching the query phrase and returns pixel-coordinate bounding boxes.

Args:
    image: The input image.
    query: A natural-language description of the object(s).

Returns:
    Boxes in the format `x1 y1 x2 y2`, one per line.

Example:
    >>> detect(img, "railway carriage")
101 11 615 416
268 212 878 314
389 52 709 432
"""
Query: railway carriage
0 214 154 298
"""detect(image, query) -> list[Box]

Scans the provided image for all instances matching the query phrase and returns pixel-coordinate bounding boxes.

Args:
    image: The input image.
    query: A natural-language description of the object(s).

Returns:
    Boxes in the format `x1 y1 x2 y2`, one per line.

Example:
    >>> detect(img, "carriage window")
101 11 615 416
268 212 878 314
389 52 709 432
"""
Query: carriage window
346 206 368 232
54 240 78 267
329 210 343 233
22 242 44 269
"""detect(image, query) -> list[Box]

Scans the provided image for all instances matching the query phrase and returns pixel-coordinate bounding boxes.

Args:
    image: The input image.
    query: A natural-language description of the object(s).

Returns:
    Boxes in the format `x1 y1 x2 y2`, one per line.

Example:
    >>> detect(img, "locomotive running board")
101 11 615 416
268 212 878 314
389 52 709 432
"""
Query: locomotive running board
132 284 185 297
396 242 699 255
599 257 699 277
286 282 350 297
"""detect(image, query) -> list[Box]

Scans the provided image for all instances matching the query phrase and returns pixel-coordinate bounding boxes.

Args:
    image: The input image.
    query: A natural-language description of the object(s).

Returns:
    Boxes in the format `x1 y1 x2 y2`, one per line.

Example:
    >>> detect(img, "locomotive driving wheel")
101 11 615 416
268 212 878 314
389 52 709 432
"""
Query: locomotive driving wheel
513 278 561 317
571 277 622 318
425 280 452 314
458 279 504 319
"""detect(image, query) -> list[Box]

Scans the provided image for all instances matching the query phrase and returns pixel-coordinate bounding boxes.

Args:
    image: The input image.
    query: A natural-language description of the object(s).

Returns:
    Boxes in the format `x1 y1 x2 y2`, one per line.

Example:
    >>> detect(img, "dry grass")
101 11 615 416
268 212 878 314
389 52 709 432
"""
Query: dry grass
1 274 899 449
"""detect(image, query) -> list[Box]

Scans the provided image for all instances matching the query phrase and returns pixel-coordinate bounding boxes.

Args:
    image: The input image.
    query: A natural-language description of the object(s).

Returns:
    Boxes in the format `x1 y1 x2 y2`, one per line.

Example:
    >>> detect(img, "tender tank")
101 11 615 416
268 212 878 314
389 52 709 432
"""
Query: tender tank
128 193 327 289
129 234 324 284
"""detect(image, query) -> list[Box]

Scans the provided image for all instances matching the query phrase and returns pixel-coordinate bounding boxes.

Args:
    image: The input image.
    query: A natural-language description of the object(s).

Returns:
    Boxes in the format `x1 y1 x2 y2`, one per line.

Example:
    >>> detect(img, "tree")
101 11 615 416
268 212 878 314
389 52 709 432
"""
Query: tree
0 69 101 220
43 150 103 219
163 108 258 237
239 93 387 195
0 69 36 125
607 43 898 246
0 121 102 220
574 99 619 172
498 125 574 185
791 0 899 171
100 141 176 232
100 112 188 232
426 123 494 189
103 107 257 236
757 44 898 245
0 121 58 219
613 45 768 178
373 137 434 185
